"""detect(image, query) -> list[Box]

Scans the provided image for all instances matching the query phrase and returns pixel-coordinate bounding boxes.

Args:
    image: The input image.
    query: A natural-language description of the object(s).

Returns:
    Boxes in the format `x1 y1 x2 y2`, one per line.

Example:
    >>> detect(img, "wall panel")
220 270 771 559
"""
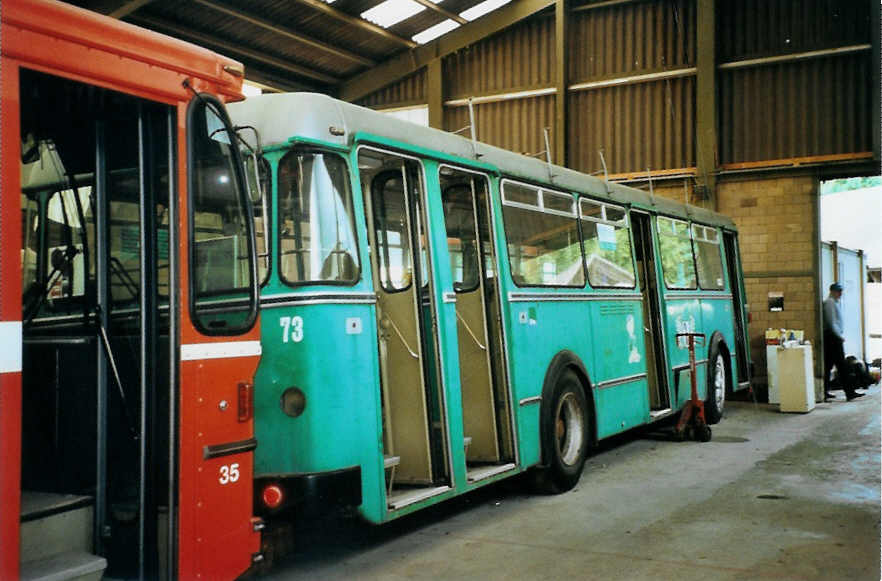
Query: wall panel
443 95 555 160
570 0 695 81
718 0 871 61
719 54 872 164
443 16 555 99
357 69 427 109
568 76 695 176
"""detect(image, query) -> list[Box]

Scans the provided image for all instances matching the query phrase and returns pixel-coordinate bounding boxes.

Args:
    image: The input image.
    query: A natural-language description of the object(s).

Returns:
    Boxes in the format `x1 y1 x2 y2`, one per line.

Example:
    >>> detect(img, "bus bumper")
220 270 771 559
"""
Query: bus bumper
254 466 362 517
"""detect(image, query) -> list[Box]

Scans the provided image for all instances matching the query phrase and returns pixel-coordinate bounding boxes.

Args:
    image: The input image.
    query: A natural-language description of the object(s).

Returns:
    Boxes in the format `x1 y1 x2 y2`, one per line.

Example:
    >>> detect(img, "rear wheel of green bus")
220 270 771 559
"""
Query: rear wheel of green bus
535 369 590 493
705 339 729 425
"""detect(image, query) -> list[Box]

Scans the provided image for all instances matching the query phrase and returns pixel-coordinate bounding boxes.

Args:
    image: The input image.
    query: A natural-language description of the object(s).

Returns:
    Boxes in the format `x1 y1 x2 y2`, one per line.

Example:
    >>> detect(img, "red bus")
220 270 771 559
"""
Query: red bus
2 1 263 578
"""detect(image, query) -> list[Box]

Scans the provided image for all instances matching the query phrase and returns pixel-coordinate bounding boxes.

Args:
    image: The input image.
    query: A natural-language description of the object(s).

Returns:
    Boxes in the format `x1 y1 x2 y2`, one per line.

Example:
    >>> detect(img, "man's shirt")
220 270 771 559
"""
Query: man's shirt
823 294 844 340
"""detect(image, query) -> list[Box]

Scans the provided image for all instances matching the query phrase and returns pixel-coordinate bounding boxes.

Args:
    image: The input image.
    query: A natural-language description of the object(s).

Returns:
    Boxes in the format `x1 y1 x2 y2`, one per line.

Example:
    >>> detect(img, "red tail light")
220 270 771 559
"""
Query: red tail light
238 382 253 422
261 484 284 509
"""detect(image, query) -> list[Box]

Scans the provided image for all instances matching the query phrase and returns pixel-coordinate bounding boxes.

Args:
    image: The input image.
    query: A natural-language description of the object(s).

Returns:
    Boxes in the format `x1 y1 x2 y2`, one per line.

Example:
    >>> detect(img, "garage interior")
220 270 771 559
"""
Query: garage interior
63 0 881 579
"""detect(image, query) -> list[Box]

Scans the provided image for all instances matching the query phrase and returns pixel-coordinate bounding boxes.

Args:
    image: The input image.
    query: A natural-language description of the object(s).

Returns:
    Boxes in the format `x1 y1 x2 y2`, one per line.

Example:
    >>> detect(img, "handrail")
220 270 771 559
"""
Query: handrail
455 310 486 351
384 315 419 359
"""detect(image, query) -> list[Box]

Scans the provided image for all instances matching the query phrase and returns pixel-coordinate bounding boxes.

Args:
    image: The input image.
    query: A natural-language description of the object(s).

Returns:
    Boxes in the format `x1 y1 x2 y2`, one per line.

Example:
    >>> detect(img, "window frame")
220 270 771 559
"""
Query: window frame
356 144 432 296
186 93 258 336
369 167 416 294
438 164 495 295
251 154 272 287
656 215 698 291
276 147 362 288
691 222 727 291
578 197 637 290
500 178 586 289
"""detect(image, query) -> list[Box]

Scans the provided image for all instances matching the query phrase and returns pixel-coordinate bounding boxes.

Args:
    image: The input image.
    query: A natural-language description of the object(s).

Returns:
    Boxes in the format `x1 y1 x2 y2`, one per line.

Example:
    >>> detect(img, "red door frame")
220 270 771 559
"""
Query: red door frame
1 1 261 578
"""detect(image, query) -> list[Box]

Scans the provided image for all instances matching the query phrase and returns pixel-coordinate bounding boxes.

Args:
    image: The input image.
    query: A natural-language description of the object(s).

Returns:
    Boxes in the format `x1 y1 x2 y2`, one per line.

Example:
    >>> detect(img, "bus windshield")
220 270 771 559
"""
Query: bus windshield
277 150 360 285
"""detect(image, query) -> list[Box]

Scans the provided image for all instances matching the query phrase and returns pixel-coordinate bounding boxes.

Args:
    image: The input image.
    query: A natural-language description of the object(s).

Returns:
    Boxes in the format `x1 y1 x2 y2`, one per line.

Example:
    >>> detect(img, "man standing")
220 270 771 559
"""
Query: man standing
823 282 863 401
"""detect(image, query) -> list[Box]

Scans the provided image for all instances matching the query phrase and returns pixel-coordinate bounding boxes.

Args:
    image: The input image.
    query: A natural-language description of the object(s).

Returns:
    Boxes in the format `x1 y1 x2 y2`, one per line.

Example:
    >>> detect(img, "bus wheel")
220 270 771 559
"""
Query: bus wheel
535 369 589 493
705 342 728 425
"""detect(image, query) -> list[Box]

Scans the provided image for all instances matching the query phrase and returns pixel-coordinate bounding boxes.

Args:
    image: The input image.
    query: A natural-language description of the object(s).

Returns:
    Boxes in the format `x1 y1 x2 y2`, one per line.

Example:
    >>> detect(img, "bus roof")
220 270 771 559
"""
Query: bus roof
3 0 244 101
230 93 735 230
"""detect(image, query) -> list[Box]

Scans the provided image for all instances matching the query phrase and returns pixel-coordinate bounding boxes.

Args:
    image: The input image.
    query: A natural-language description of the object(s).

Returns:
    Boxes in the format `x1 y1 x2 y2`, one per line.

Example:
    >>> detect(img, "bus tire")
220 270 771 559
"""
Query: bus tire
705 336 729 425
535 369 590 493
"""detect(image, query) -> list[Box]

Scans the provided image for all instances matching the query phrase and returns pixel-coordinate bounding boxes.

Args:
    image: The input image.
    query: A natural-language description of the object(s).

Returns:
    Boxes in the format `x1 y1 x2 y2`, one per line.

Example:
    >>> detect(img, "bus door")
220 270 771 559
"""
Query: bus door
358 148 451 510
181 95 262 579
723 231 750 386
438 166 515 483
629 212 670 414
15 69 260 581
17 69 174 580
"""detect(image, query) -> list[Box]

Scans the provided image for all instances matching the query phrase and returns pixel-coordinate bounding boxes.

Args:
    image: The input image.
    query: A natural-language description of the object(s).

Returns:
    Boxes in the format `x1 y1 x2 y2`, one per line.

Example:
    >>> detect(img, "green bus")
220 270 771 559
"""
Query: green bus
228 93 751 524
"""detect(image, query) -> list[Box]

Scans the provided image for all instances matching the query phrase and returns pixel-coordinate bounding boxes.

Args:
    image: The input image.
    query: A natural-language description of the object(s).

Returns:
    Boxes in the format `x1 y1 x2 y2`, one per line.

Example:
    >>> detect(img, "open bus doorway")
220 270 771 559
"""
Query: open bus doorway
359 148 453 511
630 212 670 414
19 68 173 579
438 166 516 482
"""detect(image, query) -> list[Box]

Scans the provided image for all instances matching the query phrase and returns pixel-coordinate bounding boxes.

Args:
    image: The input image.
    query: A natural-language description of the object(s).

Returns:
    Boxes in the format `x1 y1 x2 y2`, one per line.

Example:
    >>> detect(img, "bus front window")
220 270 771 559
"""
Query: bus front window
277 151 360 286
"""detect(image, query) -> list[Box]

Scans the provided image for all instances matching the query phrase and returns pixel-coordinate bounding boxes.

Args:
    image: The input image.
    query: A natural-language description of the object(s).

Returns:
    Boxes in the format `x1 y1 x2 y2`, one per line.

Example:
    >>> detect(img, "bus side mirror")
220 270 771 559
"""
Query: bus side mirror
235 125 264 204
244 152 263 204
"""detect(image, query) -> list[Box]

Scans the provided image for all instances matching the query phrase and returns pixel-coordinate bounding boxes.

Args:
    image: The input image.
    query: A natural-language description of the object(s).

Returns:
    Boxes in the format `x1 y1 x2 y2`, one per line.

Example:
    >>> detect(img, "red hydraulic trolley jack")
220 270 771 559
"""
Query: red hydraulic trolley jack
674 333 712 442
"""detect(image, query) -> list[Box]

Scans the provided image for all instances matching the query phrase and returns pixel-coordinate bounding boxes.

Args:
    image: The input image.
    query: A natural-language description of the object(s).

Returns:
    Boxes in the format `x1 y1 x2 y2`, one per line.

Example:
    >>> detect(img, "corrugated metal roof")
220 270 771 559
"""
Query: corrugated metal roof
67 0 512 93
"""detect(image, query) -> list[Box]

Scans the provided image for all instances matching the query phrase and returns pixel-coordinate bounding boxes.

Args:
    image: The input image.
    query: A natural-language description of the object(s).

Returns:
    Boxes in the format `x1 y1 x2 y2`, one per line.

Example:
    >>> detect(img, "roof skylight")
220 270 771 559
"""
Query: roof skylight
459 0 511 22
413 19 460 44
361 0 441 29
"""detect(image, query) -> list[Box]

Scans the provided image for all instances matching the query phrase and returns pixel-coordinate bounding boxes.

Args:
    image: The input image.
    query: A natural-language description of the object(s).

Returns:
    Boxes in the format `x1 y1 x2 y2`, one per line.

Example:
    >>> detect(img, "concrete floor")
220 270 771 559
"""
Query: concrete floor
263 386 880 580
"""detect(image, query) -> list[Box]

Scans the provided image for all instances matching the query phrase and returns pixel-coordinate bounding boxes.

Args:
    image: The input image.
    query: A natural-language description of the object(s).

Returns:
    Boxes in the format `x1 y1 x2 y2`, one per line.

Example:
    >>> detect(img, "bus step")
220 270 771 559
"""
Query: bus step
20 492 93 564
466 463 516 484
387 486 450 511
649 408 673 419
21 551 107 581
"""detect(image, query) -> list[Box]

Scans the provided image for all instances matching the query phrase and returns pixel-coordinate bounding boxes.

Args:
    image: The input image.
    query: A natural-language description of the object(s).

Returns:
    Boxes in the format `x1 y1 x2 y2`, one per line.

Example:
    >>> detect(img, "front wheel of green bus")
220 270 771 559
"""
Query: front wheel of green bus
533 369 590 494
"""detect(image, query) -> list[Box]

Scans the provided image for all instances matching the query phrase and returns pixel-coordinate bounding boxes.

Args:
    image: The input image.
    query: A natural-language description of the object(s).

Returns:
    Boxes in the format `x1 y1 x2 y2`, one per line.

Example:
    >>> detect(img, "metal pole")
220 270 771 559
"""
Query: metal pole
468 97 478 158
94 121 109 556
165 108 180 581
138 104 159 581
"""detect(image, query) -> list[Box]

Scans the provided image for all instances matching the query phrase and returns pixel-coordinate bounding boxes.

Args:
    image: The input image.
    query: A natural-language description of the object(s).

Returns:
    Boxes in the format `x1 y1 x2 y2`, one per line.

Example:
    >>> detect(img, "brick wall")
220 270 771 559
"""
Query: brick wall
717 175 820 380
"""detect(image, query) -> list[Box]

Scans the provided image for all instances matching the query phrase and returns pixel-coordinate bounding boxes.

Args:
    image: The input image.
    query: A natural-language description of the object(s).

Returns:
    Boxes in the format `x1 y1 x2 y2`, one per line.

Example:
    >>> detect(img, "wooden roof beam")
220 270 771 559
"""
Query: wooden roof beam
191 0 376 68
339 0 555 102
104 0 155 19
99 0 153 19
133 15 339 85
411 0 468 25
293 0 417 49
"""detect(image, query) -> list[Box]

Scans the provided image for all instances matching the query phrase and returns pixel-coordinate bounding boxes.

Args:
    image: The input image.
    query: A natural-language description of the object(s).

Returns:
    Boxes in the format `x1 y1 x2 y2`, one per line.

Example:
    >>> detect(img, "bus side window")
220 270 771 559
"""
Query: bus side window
579 199 636 289
657 216 697 290
692 224 725 290
441 182 480 292
370 169 413 292
501 181 584 288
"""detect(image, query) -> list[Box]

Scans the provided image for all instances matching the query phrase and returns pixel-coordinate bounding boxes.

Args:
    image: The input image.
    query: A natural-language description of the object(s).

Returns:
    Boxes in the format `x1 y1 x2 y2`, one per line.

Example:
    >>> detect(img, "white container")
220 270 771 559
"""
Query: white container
778 345 815 413
767 344 780 404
